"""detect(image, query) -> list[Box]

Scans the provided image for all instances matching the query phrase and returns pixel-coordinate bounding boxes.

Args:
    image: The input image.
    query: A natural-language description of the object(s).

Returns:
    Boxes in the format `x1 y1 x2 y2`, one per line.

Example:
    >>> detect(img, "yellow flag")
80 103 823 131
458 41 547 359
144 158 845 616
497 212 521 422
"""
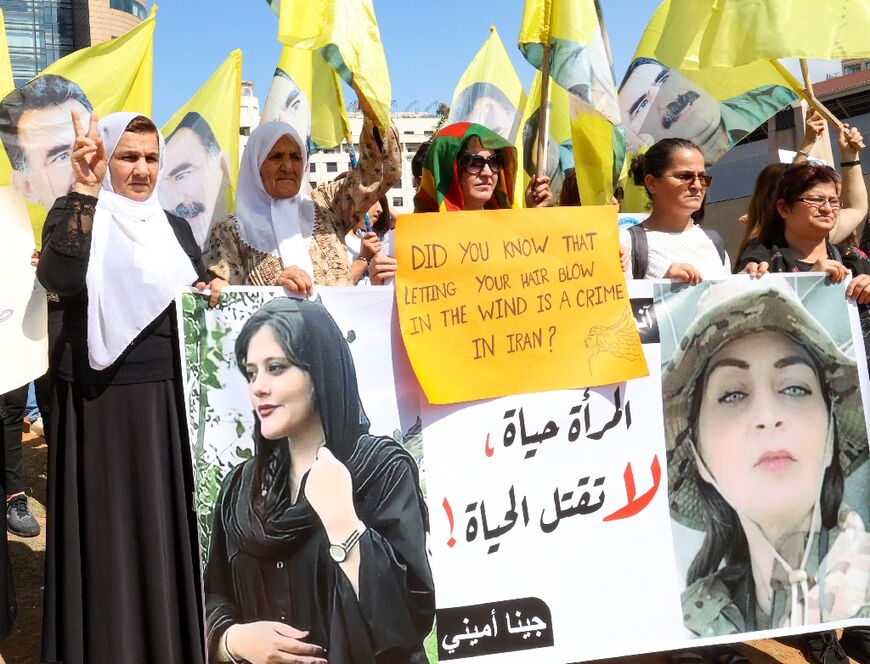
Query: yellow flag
654 0 870 69
262 45 350 151
570 98 626 205
0 10 14 97
619 0 802 166
519 0 624 205
518 0 621 124
0 7 156 245
449 27 527 206
160 50 241 251
278 0 392 131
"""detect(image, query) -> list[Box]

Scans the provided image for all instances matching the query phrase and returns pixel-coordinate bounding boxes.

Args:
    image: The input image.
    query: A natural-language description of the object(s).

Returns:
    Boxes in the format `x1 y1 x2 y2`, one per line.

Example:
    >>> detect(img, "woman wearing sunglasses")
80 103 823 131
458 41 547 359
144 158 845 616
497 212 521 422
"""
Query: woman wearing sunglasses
413 122 551 213
620 137 731 283
362 122 551 283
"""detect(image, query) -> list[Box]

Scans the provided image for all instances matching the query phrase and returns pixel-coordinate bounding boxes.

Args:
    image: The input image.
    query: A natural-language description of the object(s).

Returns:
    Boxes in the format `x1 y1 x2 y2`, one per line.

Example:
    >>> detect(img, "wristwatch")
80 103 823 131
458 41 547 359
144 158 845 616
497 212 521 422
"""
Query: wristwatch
328 522 366 562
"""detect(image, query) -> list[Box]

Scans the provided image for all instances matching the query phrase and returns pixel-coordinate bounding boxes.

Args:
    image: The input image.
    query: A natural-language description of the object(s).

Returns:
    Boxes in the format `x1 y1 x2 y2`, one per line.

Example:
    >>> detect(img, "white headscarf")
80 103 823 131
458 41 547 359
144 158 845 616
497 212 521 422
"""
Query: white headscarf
85 112 198 370
235 120 315 278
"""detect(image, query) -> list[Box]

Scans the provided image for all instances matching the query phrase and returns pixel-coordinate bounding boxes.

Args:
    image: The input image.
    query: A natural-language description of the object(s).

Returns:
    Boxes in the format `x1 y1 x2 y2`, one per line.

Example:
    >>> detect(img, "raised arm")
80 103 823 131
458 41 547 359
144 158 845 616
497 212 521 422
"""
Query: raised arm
831 124 866 243
313 117 401 236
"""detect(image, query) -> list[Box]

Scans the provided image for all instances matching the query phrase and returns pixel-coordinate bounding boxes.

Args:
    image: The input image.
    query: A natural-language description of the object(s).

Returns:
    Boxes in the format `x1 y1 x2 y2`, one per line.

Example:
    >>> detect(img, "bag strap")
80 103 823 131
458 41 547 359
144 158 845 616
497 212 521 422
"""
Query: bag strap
627 223 648 279
702 227 727 264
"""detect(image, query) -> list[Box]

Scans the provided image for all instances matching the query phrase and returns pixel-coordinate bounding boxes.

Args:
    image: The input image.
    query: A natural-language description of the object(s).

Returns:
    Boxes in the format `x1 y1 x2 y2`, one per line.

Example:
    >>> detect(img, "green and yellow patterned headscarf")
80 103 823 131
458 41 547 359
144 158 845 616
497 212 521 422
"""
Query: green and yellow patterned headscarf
413 122 517 213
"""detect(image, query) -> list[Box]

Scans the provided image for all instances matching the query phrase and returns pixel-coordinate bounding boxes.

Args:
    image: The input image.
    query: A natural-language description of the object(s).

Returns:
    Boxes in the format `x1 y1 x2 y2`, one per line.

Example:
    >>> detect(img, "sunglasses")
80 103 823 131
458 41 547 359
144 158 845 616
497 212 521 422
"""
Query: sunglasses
669 171 713 188
460 152 504 175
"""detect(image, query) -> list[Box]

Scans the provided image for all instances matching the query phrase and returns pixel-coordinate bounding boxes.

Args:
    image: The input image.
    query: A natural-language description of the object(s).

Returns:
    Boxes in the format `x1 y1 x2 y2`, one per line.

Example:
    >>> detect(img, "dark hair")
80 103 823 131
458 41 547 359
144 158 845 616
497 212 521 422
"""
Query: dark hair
734 162 790 264
0 74 94 171
450 82 517 134
166 111 220 158
124 115 159 135
759 162 841 247
559 167 581 206
373 194 391 236
629 137 706 222
618 56 664 92
411 140 431 182
686 341 845 585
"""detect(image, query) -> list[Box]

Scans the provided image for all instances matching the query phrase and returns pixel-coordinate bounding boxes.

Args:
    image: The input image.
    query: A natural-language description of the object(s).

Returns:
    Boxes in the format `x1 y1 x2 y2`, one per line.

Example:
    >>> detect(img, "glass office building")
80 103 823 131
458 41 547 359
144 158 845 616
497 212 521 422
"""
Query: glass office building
0 1 76 86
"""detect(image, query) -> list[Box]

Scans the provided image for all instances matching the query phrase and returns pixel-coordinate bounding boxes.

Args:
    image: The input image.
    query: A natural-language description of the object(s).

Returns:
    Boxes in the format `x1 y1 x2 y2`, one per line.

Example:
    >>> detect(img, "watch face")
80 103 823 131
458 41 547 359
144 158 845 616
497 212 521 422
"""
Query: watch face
329 544 346 563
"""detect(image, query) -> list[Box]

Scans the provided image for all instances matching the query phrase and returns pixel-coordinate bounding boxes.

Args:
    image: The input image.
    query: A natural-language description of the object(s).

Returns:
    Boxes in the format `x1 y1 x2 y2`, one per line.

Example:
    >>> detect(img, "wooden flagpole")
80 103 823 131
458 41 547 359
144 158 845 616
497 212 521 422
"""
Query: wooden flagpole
799 58 864 150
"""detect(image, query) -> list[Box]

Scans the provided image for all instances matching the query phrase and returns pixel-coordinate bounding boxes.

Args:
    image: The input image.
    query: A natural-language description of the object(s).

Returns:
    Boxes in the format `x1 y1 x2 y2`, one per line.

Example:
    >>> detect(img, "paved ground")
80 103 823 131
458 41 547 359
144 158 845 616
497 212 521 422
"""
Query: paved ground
0 430 852 663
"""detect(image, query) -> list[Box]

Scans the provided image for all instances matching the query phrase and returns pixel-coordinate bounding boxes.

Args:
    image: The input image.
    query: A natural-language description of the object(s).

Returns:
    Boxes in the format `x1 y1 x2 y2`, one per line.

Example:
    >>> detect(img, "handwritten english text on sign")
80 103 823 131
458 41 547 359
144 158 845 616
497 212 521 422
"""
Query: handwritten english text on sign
395 206 648 404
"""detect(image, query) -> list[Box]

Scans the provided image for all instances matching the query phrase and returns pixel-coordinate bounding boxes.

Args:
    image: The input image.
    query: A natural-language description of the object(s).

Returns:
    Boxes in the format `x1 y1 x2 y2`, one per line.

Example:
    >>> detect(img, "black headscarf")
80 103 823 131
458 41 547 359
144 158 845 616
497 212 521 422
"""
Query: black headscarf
224 297 426 558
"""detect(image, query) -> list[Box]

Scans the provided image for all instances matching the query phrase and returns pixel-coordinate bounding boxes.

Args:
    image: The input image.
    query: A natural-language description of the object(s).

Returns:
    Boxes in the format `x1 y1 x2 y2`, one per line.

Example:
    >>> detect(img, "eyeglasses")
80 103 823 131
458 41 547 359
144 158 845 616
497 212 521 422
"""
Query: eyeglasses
797 196 841 210
668 171 713 188
460 152 504 175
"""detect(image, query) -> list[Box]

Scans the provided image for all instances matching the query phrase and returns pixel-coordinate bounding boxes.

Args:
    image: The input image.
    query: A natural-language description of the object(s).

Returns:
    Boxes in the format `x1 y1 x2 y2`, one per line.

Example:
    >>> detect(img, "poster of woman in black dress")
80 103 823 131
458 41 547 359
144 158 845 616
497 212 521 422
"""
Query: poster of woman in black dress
203 296 434 663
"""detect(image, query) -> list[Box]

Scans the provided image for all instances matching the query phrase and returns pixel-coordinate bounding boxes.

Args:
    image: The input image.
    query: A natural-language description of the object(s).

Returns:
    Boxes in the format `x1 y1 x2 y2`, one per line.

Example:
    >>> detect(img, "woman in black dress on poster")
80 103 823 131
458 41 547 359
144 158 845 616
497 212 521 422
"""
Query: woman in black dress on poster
205 297 434 664
36 111 225 663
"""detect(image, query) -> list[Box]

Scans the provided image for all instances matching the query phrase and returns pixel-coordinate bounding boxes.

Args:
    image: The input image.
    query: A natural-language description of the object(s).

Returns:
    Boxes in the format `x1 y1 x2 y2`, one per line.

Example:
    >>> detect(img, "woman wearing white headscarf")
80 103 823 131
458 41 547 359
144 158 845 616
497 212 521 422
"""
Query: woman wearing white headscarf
207 116 400 288
36 111 220 664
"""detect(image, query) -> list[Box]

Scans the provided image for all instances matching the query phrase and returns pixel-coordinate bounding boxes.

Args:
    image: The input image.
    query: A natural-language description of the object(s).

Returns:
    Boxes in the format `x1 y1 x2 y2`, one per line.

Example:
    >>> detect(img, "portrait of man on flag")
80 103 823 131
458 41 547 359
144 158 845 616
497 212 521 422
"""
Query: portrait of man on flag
161 112 231 249
619 57 796 162
0 74 94 210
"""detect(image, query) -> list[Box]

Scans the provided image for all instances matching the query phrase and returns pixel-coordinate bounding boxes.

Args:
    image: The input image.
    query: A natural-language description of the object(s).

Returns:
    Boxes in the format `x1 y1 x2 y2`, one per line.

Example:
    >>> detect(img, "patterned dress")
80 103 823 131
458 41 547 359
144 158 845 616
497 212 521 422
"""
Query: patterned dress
208 118 401 286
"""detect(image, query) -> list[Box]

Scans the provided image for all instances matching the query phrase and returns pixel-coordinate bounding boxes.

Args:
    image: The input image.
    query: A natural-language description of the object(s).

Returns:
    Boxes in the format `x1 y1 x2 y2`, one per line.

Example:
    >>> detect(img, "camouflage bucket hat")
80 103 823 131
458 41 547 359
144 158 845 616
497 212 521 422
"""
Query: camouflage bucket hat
662 279 869 531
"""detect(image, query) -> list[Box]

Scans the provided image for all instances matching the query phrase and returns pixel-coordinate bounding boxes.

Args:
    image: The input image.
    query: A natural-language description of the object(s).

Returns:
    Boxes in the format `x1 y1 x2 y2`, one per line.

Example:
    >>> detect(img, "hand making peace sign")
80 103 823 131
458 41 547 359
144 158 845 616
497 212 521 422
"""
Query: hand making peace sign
70 110 107 197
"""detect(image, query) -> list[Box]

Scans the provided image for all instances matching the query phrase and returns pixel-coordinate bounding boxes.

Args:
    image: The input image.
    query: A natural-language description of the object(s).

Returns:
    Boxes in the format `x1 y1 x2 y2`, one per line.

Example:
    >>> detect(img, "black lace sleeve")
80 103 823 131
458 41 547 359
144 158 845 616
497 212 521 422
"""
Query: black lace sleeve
36 193 98 297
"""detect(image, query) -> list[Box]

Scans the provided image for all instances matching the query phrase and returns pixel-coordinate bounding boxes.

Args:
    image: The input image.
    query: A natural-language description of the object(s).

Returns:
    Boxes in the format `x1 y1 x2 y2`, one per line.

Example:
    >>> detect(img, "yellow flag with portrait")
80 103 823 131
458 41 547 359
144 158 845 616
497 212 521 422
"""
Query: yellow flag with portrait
160 49 241 252
0 6 155 246
278 0 392 131
619 0 802 166
262 45 350 151
449 27 527 207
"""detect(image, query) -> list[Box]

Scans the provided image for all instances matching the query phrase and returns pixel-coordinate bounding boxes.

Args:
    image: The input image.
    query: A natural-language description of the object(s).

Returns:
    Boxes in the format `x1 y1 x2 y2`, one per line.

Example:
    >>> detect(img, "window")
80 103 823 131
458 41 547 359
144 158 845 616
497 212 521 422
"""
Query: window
403 130 414 135
844 64 861 75
310 181 317 190
309 163 316 173
326 162 338 173
392 178 402 189
393 197 404 207
110 0 148 19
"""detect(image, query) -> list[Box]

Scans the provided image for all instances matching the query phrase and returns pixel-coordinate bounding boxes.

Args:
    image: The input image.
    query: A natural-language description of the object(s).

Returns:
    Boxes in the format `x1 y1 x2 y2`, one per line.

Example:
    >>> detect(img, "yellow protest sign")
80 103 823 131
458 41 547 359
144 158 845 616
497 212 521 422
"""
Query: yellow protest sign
395 206 647 404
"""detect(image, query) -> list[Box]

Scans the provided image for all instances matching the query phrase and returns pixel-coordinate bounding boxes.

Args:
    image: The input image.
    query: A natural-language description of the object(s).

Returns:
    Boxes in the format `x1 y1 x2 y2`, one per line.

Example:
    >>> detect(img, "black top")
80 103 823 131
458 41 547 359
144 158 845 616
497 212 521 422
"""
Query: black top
36 192 207 386
203 299 435 664
736 234 870 276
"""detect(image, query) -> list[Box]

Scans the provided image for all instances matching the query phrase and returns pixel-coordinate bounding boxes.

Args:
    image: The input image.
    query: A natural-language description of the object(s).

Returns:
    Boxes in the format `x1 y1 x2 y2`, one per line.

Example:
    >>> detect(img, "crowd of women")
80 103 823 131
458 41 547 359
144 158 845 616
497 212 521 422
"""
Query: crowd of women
0 89 868 664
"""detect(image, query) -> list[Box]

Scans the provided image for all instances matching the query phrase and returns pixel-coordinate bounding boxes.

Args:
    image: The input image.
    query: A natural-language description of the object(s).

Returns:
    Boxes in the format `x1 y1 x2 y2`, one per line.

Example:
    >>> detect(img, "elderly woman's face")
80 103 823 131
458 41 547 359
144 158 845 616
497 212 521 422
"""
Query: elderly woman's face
778 180 840 241
109 130 160 202
458 137 500 211
244 325 318 440
697 331 832 530
260 134 304 199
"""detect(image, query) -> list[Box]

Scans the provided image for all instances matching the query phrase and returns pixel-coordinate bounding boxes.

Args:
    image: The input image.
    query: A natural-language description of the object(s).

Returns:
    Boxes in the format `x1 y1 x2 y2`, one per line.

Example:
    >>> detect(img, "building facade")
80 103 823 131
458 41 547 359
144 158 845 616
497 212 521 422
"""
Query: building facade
0 0 144 86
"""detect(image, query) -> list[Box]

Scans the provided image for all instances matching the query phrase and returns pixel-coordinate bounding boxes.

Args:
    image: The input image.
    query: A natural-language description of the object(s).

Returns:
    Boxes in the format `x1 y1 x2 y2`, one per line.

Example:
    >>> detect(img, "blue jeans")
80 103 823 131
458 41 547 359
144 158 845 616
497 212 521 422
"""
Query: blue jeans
25 382 40 422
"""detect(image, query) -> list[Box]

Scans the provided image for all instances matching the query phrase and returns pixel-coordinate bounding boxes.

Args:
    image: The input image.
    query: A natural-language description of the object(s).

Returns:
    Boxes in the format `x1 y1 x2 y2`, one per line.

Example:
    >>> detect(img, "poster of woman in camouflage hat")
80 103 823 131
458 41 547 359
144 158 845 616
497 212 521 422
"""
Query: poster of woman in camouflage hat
656 275 870 639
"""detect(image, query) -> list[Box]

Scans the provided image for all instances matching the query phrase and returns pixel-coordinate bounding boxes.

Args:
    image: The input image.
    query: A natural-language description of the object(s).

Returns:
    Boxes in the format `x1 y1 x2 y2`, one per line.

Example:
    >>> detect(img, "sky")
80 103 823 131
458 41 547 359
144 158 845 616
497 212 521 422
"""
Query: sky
150 1 842 126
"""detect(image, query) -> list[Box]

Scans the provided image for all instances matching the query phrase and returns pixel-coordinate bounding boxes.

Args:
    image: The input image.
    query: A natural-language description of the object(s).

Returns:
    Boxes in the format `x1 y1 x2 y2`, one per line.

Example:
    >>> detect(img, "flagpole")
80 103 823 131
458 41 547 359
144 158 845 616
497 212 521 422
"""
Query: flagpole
799 57 864 150
535 43 551 181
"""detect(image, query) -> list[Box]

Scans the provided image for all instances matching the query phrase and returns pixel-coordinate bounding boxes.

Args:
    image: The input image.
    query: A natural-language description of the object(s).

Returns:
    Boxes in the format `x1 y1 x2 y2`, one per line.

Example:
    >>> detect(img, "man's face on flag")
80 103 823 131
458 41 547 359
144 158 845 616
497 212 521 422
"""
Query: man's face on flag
263 71 311 144
14 99 91 209
161 126 227 248
619 60 723 155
